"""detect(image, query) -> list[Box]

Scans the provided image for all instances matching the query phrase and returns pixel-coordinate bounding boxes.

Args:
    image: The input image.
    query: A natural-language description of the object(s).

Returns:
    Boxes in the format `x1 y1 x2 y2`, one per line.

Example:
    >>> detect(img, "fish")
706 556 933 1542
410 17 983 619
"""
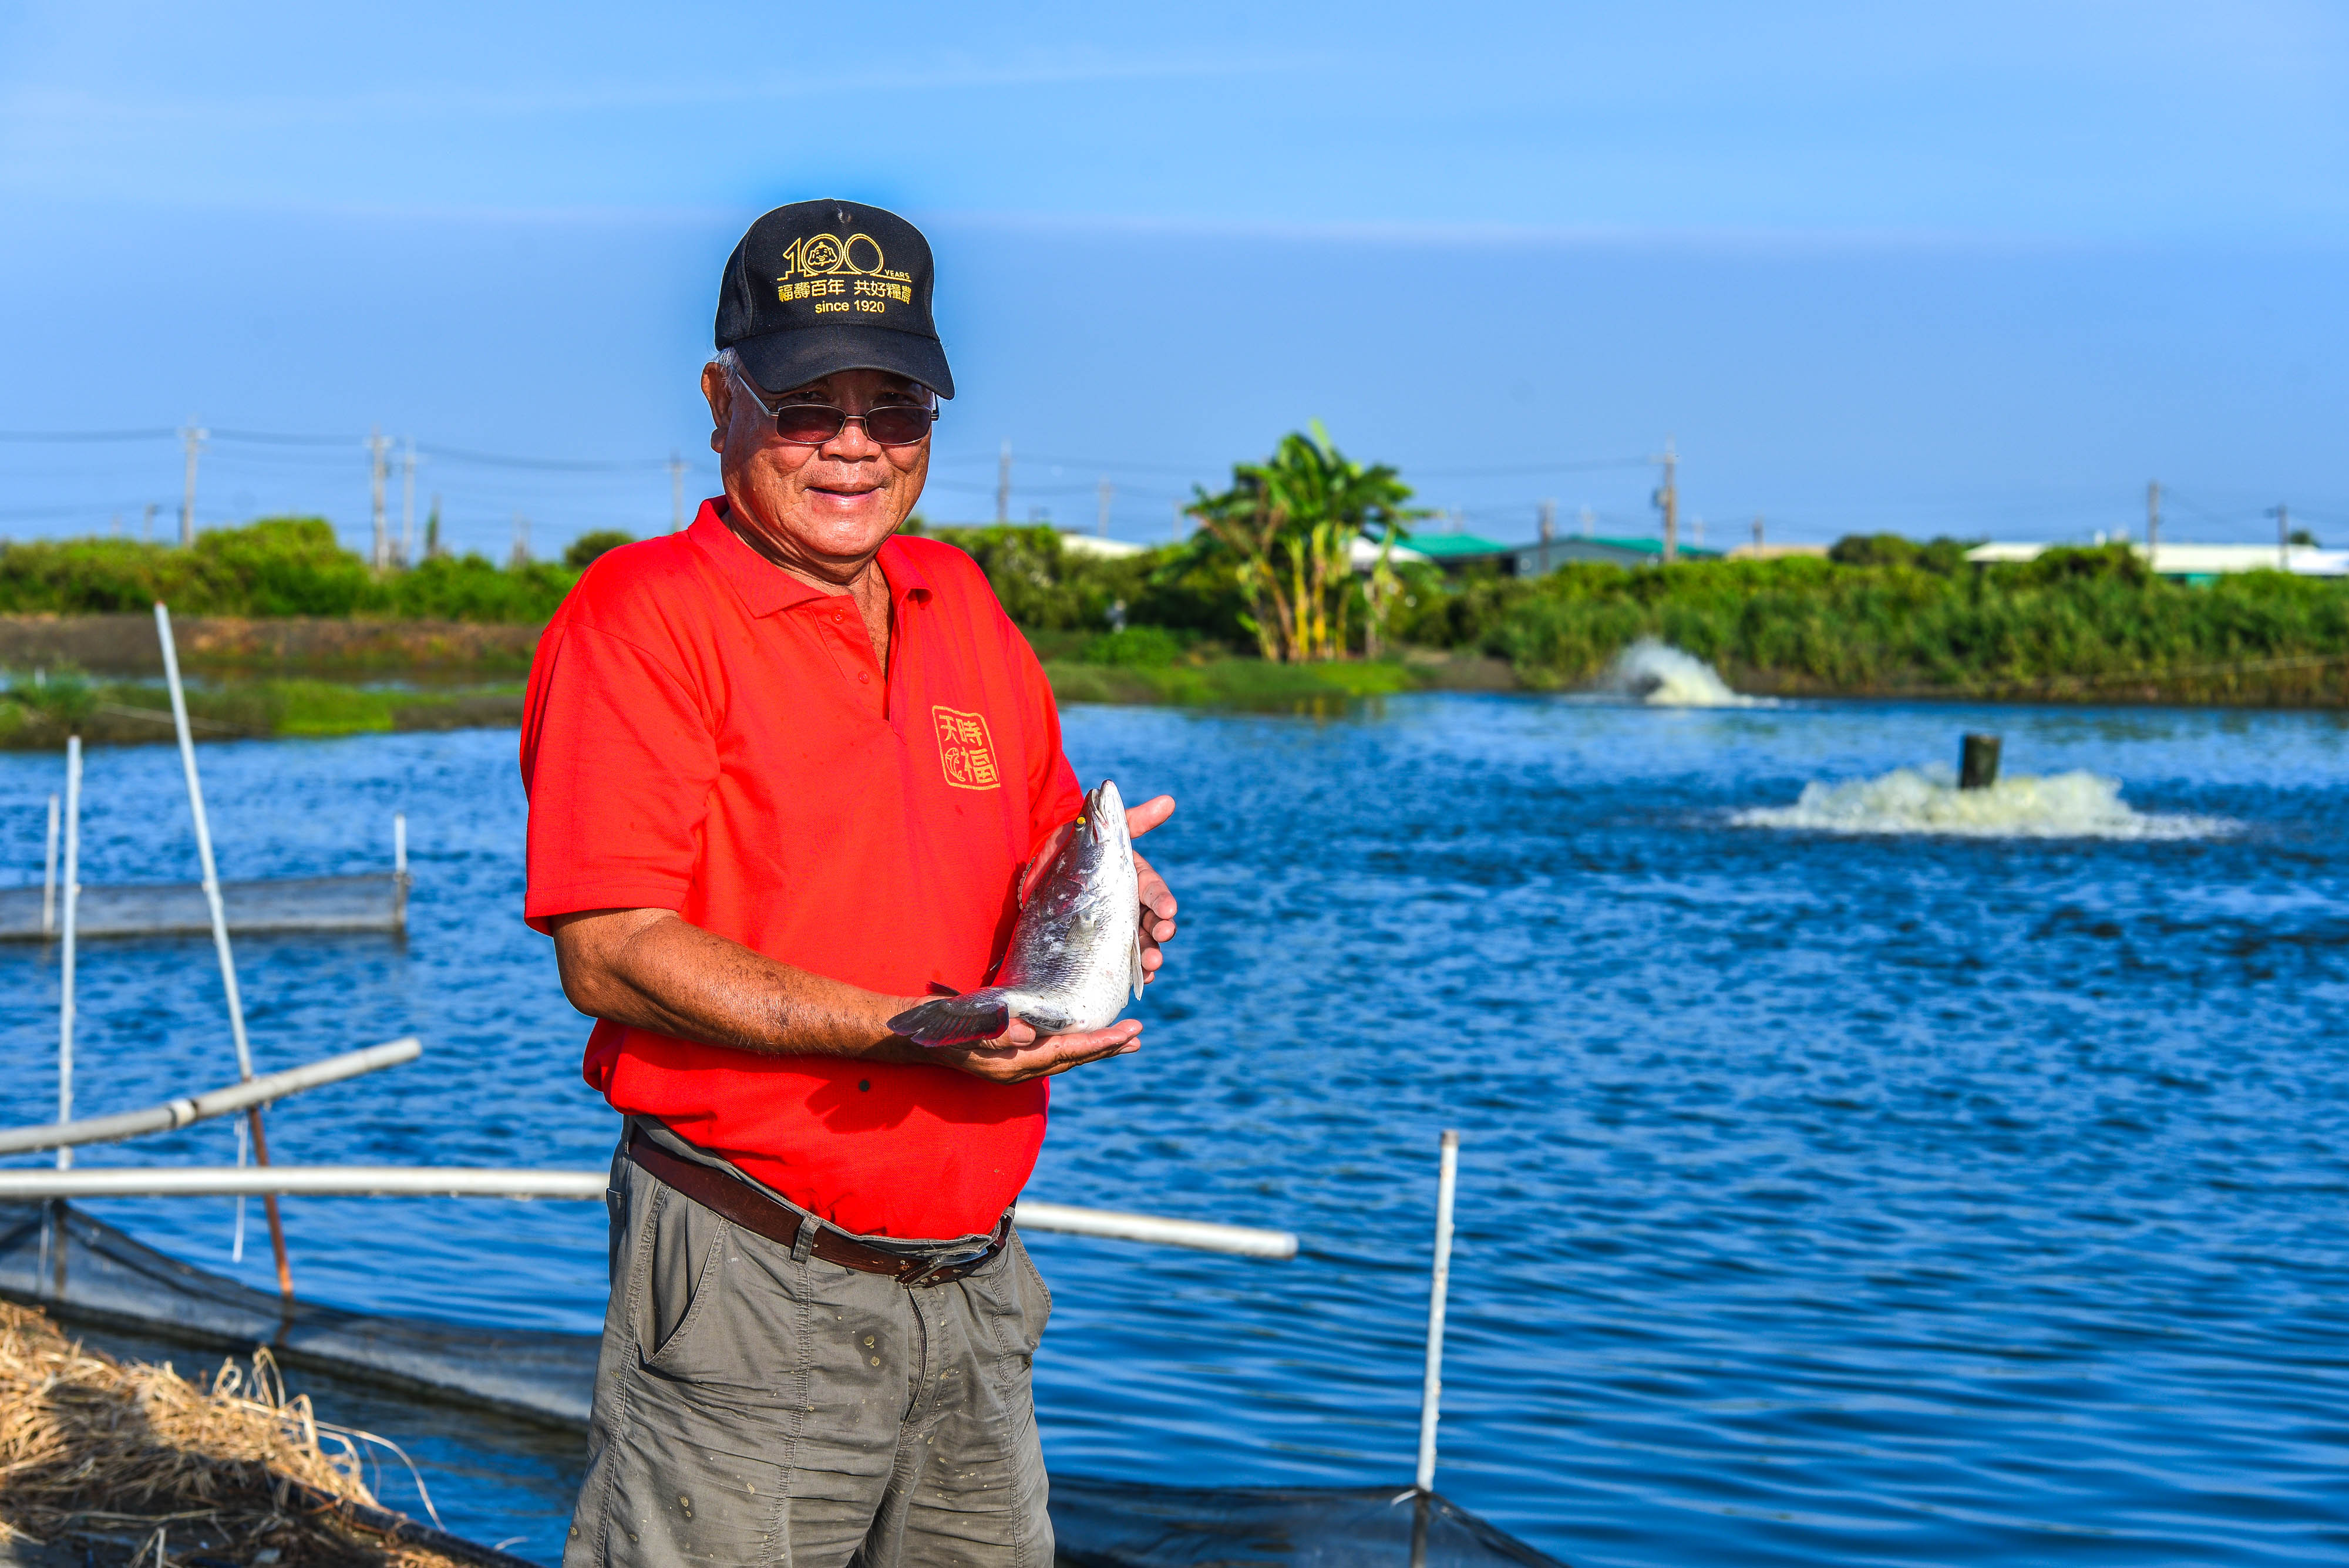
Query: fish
887 779 1144 1048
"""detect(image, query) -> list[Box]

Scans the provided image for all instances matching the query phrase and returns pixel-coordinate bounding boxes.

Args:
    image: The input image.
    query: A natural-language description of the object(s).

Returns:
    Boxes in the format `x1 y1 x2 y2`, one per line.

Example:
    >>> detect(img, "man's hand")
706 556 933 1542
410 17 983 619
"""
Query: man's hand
1127 793 1178 985
921 1017 1143 1085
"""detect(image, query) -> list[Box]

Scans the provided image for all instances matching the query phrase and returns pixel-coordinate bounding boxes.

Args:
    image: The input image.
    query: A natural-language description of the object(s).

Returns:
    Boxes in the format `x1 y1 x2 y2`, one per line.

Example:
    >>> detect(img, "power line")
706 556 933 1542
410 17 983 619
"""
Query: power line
0 428 177 443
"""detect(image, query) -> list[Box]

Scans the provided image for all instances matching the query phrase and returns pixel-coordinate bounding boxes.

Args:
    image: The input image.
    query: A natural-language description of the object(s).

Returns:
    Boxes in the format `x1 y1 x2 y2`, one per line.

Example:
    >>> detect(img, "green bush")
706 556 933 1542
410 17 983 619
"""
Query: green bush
1076 626 1188 667
924 526 1159 632
1482 552 2349 694
0 519 578 623
564 530 635 570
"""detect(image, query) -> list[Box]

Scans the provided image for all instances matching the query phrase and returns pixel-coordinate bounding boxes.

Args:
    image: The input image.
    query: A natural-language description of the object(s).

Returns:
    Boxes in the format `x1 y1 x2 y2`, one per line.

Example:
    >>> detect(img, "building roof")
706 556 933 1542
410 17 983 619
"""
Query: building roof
1400 531 1516 559
1509 534 1725 566
1058 533 1148 559
1350 535 1431 567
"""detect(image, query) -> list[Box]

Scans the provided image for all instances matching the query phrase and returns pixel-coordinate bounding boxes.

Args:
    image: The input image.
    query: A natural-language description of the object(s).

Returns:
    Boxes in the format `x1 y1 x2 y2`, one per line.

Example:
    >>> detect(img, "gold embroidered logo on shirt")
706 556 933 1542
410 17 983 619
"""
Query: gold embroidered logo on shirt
932 706 1001 791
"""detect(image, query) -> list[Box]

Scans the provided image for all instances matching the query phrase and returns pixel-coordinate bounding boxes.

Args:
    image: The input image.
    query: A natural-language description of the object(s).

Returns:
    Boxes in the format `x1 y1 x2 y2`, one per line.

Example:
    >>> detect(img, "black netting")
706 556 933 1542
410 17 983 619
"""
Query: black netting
0 873 407 942
0 1201 593 1425
1050 1479 1564 1568
0 1203 1562 1568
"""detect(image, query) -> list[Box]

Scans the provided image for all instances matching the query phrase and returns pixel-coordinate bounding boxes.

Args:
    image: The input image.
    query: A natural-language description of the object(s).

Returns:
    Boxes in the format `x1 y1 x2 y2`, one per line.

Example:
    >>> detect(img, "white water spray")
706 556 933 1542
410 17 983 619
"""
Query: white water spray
1733 765 2232 840
1603 639 1765 708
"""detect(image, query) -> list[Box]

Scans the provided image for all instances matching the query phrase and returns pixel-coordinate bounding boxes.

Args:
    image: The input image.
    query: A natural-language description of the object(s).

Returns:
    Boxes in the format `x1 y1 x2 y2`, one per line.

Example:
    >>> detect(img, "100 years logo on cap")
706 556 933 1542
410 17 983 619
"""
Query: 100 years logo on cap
777 233 916 317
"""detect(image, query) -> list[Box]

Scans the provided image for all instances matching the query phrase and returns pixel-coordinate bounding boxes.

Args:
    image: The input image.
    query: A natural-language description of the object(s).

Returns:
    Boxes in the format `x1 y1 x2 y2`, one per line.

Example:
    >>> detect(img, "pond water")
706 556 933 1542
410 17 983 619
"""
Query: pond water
4 695 2347 1567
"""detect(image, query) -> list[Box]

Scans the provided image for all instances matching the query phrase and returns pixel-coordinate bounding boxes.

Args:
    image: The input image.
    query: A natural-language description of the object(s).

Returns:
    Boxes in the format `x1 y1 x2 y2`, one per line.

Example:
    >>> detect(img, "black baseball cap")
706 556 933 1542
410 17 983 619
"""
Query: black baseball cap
714 200 954 399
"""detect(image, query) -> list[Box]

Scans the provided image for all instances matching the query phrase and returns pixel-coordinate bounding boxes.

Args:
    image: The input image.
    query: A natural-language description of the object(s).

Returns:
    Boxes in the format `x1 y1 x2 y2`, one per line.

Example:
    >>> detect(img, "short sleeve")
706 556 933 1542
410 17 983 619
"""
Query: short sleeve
1009 621 1082 860
519 623 718 933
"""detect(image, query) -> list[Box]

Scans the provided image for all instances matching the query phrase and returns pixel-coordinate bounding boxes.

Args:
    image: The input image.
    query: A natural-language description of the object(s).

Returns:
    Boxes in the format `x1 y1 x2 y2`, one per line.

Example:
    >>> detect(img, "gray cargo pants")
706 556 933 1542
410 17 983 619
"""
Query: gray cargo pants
564 1139 1054 1568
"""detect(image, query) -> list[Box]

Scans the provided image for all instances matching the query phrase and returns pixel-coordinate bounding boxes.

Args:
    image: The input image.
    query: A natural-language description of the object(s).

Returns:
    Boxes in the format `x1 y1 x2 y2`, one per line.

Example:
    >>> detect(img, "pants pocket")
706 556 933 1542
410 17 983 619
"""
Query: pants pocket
1010 1231 1052 1353
634 1180 729 1368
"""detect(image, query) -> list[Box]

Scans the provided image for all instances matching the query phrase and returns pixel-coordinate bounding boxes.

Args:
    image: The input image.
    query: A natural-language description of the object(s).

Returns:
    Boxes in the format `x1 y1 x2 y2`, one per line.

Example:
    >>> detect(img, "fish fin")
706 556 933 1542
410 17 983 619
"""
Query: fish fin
926 980 961 998
1131 929 1146 1001
888 993 1012 1048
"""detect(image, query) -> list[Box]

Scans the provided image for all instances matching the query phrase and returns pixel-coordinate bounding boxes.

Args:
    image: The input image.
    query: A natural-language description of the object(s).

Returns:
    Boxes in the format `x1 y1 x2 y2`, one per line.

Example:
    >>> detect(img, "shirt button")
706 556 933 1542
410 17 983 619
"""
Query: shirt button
833 612 842 621
859 672 870 683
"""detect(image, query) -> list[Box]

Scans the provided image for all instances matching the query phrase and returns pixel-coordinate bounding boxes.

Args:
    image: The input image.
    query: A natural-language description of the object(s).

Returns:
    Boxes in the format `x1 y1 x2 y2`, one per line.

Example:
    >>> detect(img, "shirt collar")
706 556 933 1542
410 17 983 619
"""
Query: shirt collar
689 499 933 618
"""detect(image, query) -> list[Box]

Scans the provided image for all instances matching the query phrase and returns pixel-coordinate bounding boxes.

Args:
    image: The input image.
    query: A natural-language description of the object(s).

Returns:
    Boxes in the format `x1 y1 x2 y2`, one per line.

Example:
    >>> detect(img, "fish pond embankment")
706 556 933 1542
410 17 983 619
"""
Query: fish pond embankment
5 517 2348 748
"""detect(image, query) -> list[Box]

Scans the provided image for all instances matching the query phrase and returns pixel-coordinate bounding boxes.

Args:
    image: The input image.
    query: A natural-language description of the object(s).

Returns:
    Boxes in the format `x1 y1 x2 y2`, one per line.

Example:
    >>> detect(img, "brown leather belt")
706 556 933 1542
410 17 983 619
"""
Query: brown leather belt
625 1130 1007 1287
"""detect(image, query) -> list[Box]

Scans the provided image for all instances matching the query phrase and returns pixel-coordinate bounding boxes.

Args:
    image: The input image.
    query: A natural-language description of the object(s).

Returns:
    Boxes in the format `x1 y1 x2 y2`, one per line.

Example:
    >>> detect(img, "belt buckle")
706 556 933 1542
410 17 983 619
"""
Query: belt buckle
900 1243 991 1288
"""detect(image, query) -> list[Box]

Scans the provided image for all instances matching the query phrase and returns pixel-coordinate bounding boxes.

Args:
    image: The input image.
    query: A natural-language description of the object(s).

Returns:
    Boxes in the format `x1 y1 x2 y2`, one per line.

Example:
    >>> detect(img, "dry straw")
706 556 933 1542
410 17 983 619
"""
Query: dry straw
0 1301 470 1567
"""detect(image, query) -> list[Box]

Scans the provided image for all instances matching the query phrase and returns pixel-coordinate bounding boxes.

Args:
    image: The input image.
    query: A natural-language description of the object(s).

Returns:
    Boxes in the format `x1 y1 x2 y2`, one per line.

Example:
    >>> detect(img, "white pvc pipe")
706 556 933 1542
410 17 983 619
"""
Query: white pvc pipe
0 1167 1303 1258
42 792 58 936
1415 1129 1460 1494
0 1038 421 1156
154 602 255 1084
0 1167 611 1200
1012 1200 1298 1259
55 741 82 1172
393 812 406 877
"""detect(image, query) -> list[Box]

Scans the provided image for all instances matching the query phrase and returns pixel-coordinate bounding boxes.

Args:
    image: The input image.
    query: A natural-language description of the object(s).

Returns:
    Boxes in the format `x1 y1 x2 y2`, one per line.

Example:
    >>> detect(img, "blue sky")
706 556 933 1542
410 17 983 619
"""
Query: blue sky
2 1 2344 555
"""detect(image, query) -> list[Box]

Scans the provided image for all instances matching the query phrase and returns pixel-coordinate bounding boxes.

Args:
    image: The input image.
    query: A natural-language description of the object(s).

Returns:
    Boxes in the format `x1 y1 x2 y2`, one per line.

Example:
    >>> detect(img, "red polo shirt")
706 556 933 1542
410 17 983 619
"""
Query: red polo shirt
519 502 1081 1239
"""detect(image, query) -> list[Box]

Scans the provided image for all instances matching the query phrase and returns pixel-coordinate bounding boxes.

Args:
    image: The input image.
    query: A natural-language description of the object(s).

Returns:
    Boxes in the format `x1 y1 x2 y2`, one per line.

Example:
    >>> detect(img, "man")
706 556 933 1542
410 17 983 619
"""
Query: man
521 199 1179 1568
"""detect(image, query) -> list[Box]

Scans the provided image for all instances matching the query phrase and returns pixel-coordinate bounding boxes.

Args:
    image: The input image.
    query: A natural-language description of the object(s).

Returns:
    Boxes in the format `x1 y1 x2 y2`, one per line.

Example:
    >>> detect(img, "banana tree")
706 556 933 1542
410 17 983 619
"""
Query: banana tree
1187 423 1417 663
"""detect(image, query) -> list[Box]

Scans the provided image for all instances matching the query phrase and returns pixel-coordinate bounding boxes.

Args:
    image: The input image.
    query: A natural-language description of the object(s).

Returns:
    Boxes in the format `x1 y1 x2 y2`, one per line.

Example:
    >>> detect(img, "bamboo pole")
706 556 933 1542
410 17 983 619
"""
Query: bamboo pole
154 601 293 1304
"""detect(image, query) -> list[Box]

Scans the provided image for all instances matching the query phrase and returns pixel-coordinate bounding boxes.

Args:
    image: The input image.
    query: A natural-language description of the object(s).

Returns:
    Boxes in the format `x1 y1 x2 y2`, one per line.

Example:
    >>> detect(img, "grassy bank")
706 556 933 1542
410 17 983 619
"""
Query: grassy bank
11 517 2347 711
0 673 522 748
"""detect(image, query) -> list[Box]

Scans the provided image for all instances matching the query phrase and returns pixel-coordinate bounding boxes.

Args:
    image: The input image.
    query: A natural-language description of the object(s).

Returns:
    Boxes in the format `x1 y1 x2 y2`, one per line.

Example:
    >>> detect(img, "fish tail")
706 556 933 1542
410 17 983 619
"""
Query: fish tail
887 991 1013 1048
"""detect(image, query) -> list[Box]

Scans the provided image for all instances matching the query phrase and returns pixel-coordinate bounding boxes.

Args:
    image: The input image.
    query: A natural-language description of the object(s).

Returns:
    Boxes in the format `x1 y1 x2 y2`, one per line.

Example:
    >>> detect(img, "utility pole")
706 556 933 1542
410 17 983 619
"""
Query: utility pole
1653 438 1678 564
399 439 416 569
366 428 391 570
2272 502 2291 570
178 422 207 546
2146 480 2161 564
141 503 156 544
670 452 687 531
996 442 1012 524
1579 503 1594 539
426 494 442 560
1752 514 1765 552
1538 499 1556 574
1096 478 1113 539
511 512 530 569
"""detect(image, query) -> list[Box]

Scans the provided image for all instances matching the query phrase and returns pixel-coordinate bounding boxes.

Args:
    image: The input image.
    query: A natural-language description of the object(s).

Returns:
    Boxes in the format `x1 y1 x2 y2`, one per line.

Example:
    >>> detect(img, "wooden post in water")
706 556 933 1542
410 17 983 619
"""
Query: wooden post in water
1960 733 2002 791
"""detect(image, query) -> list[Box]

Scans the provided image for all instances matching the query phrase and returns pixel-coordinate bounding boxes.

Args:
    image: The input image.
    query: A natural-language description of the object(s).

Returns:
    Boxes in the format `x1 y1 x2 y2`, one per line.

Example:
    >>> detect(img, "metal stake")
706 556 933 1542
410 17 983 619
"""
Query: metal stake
56 741 81 1170
1417 1129 1460 1493
154 601 294 1305
42 792 58 937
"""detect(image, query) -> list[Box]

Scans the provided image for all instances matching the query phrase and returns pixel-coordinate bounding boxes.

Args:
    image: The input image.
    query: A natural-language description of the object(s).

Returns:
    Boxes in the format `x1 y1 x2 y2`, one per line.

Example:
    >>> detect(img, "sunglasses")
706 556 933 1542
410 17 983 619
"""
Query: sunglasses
731 363 938 447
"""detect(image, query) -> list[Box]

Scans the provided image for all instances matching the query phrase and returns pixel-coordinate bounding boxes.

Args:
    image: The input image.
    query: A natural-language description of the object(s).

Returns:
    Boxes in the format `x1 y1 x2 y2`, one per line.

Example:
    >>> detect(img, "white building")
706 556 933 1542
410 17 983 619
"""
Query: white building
1966 541 2349 578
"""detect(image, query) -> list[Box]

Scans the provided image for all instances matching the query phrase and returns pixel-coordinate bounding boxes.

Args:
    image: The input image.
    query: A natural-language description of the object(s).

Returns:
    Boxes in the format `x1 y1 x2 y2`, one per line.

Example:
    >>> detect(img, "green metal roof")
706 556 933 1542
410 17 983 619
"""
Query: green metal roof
1397 532 1515 558
1576 535 1724 560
